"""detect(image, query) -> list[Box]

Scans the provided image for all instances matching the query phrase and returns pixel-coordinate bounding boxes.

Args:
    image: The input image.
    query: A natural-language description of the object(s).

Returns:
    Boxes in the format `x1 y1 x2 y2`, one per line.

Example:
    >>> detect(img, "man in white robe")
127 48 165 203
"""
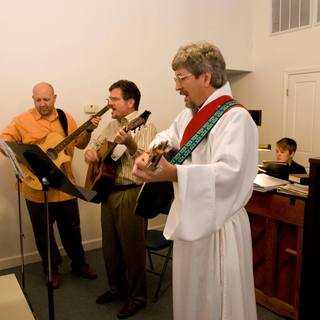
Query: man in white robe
133 42 258 320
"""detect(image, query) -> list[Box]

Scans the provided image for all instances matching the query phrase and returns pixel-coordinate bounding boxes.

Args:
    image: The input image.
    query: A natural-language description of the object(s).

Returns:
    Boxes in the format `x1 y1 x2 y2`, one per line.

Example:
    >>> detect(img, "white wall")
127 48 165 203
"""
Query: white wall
231 1 320 164
0 0 253 269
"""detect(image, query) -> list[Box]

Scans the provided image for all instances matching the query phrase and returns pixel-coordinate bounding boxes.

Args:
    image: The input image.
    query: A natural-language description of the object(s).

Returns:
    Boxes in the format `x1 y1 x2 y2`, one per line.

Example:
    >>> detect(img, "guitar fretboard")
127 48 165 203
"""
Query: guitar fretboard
54 105 110 153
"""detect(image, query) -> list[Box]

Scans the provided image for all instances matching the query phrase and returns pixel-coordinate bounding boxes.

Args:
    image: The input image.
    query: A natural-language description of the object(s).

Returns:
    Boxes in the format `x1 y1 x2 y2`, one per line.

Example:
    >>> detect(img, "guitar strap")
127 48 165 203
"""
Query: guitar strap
170 95 241 165
57 108 69 137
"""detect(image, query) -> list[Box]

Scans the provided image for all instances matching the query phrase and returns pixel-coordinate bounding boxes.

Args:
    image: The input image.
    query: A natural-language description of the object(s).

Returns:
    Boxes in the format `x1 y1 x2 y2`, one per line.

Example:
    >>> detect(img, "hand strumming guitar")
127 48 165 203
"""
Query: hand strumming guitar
132 142 178 183
84 149 99 163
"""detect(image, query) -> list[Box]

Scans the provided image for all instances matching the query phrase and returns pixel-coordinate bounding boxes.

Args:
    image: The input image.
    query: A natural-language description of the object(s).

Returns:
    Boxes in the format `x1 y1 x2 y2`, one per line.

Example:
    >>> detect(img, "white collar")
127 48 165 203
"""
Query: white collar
199 81 233 111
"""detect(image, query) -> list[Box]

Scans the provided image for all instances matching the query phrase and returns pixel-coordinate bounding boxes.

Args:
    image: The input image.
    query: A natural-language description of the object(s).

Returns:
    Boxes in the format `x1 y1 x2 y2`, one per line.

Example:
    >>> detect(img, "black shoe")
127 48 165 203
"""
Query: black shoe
117 301 146 319
96 291 120 304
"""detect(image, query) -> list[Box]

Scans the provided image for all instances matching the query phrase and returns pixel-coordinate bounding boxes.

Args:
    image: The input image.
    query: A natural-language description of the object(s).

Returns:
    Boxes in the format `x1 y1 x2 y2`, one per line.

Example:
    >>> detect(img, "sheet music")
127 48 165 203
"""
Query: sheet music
253 173 289 192
0 140 25 179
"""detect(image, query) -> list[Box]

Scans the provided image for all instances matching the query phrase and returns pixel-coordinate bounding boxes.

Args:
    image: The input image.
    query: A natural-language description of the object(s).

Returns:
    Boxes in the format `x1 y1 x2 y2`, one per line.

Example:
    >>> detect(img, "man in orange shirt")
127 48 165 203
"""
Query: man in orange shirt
0 82 100 289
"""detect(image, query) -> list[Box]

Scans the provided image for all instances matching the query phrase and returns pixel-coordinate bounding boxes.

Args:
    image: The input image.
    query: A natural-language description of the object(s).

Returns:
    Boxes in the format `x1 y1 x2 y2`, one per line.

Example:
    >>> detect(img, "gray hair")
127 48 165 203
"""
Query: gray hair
172 42 227 89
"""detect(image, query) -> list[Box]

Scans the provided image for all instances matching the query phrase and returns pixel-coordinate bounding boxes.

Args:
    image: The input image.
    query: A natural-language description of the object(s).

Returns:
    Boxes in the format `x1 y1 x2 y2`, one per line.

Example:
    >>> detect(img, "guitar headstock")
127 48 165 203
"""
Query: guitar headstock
147 141 169 171
125 110 151 132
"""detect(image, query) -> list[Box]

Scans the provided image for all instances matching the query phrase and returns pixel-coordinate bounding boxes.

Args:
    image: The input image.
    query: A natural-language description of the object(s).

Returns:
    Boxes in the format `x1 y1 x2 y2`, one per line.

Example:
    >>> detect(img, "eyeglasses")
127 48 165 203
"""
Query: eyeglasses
109 96 122 102
174 73 193 83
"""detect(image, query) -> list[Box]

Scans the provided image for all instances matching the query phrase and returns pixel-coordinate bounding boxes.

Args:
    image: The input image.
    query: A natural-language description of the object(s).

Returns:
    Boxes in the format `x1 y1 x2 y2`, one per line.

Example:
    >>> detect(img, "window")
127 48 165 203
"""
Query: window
272 0 311 33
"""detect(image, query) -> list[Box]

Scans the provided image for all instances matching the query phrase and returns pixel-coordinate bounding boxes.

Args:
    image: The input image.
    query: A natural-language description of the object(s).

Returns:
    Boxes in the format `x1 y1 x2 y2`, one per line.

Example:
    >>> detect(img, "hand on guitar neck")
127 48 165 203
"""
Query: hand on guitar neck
133 141 178 183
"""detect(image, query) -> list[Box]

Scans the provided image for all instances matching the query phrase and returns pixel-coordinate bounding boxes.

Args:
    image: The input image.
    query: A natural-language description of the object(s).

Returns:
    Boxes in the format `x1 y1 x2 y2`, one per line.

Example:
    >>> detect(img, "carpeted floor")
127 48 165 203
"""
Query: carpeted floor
0 248 285 320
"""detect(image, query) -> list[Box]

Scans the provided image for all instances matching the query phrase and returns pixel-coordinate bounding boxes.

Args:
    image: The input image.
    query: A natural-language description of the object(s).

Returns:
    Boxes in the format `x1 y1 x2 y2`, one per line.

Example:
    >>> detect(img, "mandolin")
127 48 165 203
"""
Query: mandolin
21 105 110 190
85 110 151 202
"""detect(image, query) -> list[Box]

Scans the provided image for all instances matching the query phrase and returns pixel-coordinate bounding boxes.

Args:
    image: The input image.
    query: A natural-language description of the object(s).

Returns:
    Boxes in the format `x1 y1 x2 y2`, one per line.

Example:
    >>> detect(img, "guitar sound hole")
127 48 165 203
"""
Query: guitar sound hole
47 148 58 160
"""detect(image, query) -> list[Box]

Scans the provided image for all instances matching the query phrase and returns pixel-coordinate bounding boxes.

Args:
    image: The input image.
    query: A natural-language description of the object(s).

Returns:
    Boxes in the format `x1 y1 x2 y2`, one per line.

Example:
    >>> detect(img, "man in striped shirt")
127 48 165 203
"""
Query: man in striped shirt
85 80 156 319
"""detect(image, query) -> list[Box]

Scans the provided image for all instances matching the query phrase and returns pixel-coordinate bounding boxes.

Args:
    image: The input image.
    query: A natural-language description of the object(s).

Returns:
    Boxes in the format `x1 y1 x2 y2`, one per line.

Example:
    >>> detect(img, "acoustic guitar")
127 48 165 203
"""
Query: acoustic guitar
84 110 151 202
21 105 110 190
135 141 176 218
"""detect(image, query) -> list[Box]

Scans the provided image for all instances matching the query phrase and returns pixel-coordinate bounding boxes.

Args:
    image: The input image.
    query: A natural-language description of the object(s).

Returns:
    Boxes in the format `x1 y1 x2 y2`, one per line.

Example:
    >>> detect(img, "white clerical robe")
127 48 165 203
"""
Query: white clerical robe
151 82 258 320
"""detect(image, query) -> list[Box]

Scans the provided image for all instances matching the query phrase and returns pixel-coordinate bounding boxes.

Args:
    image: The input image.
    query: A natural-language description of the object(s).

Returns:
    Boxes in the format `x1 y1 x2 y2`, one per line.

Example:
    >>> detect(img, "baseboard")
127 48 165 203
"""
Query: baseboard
0 224 166 271
0 238 102 271
0 250 42 271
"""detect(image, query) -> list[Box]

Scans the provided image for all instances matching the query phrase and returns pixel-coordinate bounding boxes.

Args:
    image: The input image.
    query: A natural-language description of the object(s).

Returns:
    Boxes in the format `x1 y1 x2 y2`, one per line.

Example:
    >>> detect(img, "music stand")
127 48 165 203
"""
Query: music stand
0 142 26 290
6 142 97 320
16 175 25 289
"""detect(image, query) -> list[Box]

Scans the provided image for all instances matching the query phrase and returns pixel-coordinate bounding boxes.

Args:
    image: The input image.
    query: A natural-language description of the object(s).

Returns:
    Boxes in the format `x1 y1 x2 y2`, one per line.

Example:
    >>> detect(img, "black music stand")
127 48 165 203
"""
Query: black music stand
6 142 97 320
0 142 26 290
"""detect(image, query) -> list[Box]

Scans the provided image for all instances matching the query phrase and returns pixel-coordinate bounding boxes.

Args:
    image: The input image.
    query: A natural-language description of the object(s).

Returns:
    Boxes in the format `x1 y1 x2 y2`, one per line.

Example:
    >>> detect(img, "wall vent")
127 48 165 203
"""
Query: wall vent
272 0 311 33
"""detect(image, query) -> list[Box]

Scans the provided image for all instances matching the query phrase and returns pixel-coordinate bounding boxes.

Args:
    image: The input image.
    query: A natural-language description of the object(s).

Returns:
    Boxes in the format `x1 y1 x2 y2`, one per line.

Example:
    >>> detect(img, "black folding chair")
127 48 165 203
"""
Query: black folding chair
146 229 173 302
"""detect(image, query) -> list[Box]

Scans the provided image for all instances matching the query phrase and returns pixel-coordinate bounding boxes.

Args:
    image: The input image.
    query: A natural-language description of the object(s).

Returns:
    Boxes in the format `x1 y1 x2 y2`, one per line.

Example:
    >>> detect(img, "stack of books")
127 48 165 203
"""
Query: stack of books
277 173 309 197
288 173 309 185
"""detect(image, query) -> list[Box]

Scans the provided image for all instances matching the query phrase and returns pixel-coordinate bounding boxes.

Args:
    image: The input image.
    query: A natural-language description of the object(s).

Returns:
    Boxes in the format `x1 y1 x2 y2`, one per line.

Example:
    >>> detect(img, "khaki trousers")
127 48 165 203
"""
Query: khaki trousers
101 187 147 304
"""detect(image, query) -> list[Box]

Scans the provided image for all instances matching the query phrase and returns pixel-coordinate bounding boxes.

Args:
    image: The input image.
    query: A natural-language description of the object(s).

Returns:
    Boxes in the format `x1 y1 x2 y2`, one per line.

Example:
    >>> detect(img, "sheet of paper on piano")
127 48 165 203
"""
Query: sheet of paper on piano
253 173 289 192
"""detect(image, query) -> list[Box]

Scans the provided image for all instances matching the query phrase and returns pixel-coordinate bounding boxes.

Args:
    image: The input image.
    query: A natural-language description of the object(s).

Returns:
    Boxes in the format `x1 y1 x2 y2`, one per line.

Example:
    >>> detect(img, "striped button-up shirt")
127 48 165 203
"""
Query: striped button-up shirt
88 110 157 185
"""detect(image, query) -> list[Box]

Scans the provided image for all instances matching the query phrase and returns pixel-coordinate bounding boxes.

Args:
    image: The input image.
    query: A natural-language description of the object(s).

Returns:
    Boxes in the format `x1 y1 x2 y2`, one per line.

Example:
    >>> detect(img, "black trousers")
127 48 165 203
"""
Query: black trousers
25 198 86 273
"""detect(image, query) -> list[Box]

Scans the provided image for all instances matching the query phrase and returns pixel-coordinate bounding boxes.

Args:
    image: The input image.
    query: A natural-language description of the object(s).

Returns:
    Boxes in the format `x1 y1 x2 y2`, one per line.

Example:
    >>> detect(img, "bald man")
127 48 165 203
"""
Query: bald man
0 82 100 289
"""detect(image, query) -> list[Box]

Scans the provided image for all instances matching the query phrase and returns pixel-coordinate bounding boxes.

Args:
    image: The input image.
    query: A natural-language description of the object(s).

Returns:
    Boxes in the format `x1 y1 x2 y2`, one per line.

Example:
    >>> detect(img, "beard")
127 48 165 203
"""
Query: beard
185 100 198 109
36 105 54 117
182 92 199 111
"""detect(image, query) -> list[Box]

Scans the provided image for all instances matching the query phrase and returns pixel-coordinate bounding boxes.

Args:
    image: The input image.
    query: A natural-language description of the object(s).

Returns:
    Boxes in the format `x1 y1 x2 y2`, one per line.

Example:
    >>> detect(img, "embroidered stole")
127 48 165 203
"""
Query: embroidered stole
170 95 240 165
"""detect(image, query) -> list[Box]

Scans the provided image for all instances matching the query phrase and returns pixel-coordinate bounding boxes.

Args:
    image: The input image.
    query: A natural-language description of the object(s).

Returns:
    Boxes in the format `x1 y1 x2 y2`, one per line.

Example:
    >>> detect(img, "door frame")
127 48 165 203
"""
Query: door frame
283 66 320 137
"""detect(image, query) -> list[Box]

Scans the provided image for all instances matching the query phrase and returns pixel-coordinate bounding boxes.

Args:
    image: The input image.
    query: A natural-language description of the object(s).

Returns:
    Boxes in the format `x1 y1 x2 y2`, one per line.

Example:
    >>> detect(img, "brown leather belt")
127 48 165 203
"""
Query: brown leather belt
112 183 141 192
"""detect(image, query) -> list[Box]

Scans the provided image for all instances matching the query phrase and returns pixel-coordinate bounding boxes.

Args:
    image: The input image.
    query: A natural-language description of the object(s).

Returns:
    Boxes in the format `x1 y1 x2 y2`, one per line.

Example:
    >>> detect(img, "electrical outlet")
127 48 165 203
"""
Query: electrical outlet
84 104 99 114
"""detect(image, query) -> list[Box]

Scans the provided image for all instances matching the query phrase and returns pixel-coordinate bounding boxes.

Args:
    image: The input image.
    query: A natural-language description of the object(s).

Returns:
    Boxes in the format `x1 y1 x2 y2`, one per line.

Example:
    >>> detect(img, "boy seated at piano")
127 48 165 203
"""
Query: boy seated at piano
275 137 306 174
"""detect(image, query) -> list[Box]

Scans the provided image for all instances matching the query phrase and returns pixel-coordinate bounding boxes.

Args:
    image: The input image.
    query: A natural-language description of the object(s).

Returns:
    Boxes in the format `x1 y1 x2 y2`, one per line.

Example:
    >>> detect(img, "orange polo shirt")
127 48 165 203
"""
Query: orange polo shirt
0 107 79 203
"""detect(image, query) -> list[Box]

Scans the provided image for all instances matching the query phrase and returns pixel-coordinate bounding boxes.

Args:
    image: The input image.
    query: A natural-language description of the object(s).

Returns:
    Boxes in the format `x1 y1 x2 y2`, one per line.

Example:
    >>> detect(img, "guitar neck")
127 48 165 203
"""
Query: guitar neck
54 105 110 153
147 141 175 171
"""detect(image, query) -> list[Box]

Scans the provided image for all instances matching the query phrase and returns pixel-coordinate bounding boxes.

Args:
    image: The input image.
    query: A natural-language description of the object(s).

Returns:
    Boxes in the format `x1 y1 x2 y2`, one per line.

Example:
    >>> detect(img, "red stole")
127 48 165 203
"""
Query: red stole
180 95 233 148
